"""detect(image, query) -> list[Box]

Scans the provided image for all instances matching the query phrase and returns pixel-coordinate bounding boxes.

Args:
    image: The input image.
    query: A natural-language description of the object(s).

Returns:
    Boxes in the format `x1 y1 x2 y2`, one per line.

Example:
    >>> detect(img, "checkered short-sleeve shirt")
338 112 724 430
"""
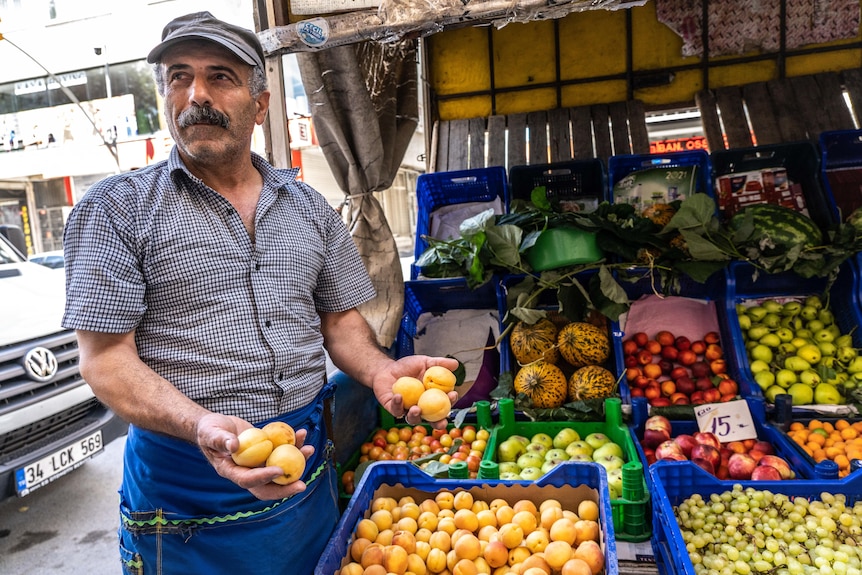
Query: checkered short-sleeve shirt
62 149 376 422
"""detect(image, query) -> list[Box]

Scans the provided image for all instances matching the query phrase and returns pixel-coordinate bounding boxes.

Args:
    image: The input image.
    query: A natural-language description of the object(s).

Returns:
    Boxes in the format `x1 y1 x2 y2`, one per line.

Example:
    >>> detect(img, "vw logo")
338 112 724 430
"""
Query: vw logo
24 347 59 382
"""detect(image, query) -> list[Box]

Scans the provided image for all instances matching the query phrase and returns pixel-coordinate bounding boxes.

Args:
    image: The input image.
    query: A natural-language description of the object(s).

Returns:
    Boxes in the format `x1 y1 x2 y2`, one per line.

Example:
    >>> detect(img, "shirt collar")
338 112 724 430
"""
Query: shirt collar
167 146 301 191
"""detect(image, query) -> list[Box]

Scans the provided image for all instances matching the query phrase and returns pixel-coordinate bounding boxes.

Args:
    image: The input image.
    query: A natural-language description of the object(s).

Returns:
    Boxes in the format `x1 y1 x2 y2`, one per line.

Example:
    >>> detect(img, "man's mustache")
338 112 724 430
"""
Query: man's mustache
177 106 230 129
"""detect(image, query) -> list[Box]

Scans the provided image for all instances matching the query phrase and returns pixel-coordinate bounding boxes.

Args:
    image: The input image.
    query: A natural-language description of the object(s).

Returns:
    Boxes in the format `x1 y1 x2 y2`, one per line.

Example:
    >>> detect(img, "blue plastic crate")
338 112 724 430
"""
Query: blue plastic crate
609 267 752 406
628 395 820 494
649 459 862 575
711 140 835 230
509 158 608 208
819 129 862 222
412 166 509 279
724 260 862 411
608 149 713 204
315 460 619 575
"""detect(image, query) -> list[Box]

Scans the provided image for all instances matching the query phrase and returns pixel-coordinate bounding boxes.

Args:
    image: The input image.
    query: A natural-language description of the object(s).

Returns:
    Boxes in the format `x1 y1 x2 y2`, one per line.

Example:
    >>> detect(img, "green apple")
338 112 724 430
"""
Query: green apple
595 454 624 473
499 461 521 475
584 432 611 450
565 440 594 459
592 442 623 460
519 466 544 481
754 370 776 391
525 442 548 459
786 383 814 405
775 369 798 388
814 383 842 405
497 437 527 462
567 453 593 462
517 452 545 470
749 344 773 364
541 459 563 474
606 467 623 498
510 434 530 446
500 471 522 480
796 344 822 365
530 432 554 450
544 448 569 462
552 428 580 449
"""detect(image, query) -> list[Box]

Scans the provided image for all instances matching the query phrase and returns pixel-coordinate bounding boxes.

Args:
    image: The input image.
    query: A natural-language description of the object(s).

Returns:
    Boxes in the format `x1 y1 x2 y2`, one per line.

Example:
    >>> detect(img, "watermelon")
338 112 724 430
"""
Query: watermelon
729 203 822 250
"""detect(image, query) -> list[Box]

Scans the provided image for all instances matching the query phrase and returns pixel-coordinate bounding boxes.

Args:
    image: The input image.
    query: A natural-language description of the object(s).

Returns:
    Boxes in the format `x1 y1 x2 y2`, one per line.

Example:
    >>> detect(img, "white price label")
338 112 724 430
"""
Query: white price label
290 0 379 15
694 400 757 442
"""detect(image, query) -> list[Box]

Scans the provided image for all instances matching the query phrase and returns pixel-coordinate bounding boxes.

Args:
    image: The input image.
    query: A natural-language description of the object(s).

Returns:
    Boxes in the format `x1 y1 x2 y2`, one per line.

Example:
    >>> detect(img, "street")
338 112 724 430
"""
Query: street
0 433 126 575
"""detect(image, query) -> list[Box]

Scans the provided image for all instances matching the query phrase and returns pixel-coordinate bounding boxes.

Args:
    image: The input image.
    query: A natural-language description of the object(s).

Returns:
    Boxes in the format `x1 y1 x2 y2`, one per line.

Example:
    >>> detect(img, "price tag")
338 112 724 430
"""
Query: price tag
694 400 757 442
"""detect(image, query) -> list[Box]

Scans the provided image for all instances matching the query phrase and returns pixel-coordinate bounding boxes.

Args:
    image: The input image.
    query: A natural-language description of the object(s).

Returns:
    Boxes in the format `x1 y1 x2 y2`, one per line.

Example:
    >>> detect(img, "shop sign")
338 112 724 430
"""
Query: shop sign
650 136 709 154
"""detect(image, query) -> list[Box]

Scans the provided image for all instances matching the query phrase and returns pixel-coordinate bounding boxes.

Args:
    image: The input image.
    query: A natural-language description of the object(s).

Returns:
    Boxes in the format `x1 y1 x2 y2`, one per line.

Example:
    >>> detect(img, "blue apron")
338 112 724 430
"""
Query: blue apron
117 383 339 575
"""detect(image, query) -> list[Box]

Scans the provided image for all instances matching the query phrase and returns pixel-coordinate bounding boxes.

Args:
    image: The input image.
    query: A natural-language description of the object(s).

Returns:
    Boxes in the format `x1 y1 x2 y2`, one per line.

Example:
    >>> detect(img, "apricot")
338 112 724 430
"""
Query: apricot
562 558 593 575
545 540 574 571
423 365 457 393
266 443 306 485
573 540 604 575
417 388 452 422
393 376 426 409
231 427 273 467
261 421 296 447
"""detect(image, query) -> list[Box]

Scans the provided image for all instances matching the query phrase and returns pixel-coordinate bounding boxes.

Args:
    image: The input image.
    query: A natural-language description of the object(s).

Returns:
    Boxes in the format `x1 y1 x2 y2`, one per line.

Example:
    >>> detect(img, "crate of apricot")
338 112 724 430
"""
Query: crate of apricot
785 417 862 478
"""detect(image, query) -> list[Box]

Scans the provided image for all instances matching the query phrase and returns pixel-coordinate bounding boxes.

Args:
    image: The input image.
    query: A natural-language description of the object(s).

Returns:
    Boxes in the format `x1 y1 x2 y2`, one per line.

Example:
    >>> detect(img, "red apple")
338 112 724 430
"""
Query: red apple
692 457 715 475
655 440 686 461
644 447 656 465
690 361 710 379
693 431 721 450
674 335 691 351
645 414 672 433
691 444 721 470
672 434 698 458
751 465 782 480
643 428 671 449
758 455 793 479
728 452 757 479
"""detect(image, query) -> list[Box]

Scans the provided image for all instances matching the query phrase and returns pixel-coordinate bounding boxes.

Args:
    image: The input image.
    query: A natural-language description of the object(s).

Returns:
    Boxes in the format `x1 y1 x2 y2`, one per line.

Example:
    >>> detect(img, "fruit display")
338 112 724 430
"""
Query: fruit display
496 429 626 490
639 415 796 480
509 317 615 409
333 489 606 575
622 329 740 407
787 418 862 478
735 295 856 405
230 421 305 485
341 425 491 494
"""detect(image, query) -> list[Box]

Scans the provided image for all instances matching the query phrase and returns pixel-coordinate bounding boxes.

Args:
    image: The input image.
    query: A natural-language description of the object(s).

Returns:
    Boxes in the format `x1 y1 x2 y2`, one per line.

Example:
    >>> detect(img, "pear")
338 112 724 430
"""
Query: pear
813 383 842 405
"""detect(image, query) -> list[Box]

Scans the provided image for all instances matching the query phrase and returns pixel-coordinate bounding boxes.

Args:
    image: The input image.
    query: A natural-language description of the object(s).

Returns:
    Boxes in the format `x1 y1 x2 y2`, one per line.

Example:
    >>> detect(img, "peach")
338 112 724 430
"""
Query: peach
266 443 305 485
231 427 273 467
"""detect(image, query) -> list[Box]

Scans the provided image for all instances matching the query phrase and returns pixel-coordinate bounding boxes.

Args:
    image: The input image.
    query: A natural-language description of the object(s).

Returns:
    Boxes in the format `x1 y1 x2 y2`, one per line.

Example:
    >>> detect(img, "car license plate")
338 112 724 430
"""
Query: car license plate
14 430 104 496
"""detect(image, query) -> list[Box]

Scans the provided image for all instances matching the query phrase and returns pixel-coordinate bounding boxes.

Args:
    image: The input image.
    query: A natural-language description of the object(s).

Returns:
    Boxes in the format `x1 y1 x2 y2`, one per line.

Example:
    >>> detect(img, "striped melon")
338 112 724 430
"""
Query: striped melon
557 322 610 368
568 365 617 402
514 361 567 408
510 318 559 365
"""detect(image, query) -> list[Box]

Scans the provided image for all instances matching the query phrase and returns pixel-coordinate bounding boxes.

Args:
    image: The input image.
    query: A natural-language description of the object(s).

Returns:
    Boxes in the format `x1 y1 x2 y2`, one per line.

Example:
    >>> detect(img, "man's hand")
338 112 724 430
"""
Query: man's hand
373 356 460 429
196 413 315 500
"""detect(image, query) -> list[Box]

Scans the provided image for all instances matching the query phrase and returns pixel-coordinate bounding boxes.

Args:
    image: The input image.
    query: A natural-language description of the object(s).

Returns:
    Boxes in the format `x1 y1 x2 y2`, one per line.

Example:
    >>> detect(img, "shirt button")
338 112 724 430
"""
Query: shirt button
278 373 283 380
255 263 261 271
265 320 271 327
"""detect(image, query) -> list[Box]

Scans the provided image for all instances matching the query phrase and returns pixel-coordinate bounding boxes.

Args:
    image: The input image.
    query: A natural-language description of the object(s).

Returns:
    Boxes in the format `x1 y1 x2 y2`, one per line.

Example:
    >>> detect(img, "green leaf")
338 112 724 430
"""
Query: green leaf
664 194 717 232
531 186 552 211
509 306 549 325
459 208 496 239
485 224 524 269
680 229 732 261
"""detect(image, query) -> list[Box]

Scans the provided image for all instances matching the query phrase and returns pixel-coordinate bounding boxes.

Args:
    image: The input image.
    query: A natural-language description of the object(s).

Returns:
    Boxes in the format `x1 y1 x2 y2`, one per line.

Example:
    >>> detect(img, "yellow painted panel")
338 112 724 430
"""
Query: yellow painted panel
492 21 557 89
428 27 491 96
634 69 704 107
495 88 558 115
438 96 493 122
707 61 778 88
558 10 627 79
560 80 628 108
787 50 862 76
630 3 697 71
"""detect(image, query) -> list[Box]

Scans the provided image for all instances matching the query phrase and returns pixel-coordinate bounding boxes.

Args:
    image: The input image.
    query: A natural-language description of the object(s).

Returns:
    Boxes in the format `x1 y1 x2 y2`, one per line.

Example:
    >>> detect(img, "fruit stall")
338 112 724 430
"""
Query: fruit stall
251 2 862 575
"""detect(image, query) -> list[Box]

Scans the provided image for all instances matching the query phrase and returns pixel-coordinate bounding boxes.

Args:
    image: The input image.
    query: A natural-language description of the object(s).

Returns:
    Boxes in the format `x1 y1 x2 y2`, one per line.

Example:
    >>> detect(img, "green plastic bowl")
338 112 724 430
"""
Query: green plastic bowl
526 226 603 271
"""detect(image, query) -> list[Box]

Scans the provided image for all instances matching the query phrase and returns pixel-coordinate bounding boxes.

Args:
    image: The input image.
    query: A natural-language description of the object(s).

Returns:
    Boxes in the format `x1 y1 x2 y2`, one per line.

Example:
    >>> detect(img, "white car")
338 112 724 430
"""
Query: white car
29 250 65 269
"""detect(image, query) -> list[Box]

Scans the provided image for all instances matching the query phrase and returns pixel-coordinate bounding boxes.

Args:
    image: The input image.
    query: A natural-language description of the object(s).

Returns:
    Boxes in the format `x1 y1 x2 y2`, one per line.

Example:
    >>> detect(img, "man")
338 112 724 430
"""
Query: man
62 12 458 574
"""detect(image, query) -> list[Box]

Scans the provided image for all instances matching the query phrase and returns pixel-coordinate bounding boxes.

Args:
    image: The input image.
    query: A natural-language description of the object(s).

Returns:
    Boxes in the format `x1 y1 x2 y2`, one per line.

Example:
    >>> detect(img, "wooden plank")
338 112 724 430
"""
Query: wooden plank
696 89 725 151
570 106 593 159
767 78 808 142
815 72 855 131
591 104 612 163
468 117 487 169
842 68 862 122
446 119 470 171
742 82 782 146
789 75 828 139
715 86 753 148
527 111 549 164
547 107 572 162
486 115 507 168
608 101 631 155
627 99 650 154
434 120 450 172
261 56 291 168
507 113 528 169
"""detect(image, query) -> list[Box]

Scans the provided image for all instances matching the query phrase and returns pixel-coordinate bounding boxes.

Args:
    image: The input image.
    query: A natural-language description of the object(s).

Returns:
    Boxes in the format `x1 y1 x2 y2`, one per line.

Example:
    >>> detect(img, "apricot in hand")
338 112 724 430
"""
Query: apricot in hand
231 427 274 467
